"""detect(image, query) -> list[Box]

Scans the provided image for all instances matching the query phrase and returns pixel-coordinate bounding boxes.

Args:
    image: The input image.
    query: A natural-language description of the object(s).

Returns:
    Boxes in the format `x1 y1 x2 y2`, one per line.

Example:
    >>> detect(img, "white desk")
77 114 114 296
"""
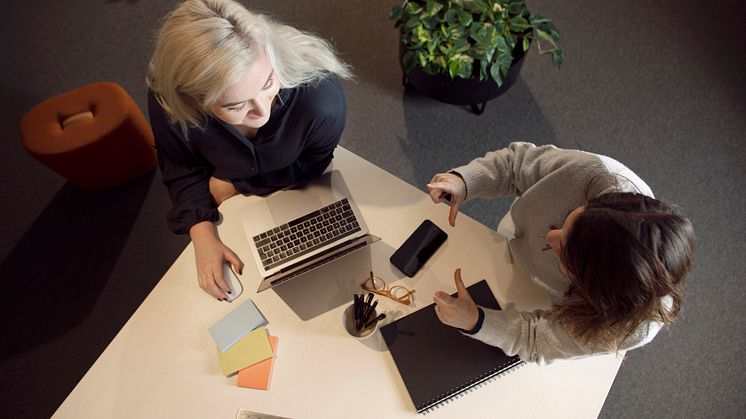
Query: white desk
53 147 622 418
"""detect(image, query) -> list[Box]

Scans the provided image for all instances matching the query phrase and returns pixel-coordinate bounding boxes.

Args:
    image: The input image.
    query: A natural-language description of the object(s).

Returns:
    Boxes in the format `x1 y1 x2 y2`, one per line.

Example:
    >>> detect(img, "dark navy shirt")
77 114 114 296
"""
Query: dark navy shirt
148 76 346 234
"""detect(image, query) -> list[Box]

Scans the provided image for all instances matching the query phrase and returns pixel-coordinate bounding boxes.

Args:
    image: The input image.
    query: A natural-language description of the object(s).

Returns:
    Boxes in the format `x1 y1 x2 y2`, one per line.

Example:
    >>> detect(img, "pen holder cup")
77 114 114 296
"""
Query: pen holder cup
343 304 378 339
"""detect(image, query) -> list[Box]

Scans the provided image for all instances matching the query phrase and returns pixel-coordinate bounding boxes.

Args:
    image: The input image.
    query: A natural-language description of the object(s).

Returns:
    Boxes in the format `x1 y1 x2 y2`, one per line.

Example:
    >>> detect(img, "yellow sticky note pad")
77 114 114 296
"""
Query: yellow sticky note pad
217 327 273 376
237 336 278 390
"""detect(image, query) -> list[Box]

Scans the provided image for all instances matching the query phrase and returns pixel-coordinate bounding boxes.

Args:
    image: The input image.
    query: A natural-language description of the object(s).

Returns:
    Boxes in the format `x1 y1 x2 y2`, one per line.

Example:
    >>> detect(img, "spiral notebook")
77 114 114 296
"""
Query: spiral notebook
381 280 523 414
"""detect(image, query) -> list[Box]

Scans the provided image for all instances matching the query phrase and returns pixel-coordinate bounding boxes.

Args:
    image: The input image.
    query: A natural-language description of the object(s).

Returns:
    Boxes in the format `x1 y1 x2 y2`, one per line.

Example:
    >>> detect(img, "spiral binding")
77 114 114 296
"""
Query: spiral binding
419 359 525 415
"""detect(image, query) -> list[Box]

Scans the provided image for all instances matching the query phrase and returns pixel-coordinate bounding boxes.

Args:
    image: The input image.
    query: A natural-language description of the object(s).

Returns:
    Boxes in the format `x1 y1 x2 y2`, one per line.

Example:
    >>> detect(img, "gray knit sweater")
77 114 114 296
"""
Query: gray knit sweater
453 142 666 364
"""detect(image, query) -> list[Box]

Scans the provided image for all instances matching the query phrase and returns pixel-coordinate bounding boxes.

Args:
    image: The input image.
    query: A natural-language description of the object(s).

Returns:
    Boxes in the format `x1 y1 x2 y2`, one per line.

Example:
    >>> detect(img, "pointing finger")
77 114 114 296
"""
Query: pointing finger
448 198 461 227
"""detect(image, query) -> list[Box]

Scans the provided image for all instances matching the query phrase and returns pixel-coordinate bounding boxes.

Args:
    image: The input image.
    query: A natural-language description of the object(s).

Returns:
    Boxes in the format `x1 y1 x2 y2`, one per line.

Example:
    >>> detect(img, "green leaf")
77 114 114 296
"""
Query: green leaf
470 24 495 47
418 51 429 68
426 0 444 16
453 37 470 53
506 2 524 15
481 45 496 62
529 13 551 25
461 61 473 78
389 4 403 21
424 16 439 30
458 11 473 27
495 34 509 56
463 0 488 14
480 59 489 80
535 28 558 48
551 48 564 68
444 8 459 25
415 24 431 44
506 33 517 50
427 33 439 54
404 15 420 29
522 36 530 52
470 21 484 35
425 61 441 75
437 55 447 70
469 28 485 45
494 21 505 34
493 34 512 77
449 59 463 78
404 2 423 15
490 61 504 85
509 15 530 32
497 48 512 75
402 50 417 72
543 21 561 41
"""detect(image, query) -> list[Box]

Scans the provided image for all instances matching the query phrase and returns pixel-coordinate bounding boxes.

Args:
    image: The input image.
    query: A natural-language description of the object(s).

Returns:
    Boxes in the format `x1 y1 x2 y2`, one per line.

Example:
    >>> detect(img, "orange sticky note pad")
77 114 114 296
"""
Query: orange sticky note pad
237 336 278 390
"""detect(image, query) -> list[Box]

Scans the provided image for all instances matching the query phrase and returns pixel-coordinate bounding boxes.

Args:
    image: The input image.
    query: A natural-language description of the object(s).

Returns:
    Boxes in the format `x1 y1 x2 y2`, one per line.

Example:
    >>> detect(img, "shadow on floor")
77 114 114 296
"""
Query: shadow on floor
400 76 558 188
0 171 154 360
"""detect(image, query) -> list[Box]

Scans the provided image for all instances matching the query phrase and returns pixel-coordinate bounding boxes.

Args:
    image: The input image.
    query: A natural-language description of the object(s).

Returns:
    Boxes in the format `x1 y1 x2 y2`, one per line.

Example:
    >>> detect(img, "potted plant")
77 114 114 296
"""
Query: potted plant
390 0 563 114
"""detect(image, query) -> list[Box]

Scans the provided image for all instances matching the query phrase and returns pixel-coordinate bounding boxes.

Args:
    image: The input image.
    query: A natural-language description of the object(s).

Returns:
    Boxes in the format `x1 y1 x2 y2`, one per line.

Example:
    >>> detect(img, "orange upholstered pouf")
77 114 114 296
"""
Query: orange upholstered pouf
20 82 156 190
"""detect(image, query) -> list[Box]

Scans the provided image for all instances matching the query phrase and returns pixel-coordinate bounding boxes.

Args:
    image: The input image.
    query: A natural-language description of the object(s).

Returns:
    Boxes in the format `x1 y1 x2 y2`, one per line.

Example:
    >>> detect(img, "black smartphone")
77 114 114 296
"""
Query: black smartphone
390 219 448 277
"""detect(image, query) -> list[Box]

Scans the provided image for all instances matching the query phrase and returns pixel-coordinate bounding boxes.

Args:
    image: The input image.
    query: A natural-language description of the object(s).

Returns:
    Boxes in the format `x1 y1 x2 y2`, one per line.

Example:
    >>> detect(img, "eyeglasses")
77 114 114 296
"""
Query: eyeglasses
361 271 415 305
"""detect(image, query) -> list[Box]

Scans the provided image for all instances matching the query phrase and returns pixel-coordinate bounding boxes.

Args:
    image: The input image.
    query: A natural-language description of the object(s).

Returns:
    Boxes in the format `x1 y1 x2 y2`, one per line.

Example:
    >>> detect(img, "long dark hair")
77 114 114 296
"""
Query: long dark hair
554 192 695 351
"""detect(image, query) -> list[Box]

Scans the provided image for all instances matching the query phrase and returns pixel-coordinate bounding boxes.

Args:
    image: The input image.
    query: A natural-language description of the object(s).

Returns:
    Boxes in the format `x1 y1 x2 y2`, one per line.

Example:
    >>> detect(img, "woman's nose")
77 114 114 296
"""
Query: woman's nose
248 99 267 117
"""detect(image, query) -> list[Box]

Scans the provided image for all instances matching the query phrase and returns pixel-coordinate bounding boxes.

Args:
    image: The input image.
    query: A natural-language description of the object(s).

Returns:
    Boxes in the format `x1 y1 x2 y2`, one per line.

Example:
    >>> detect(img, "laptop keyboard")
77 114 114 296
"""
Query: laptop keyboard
252 198 361 270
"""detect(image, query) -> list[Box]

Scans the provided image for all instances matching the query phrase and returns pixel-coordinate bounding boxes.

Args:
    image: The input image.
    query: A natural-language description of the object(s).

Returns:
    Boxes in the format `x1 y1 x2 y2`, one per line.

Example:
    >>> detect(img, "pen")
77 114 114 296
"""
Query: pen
361 295 374 325
362 313 386 330
354 294 362 330
366 300 378 324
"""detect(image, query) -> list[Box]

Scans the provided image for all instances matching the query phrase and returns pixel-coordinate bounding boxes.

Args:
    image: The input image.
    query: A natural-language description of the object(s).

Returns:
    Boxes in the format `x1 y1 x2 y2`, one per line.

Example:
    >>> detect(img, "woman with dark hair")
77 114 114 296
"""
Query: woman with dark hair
427 142 694 363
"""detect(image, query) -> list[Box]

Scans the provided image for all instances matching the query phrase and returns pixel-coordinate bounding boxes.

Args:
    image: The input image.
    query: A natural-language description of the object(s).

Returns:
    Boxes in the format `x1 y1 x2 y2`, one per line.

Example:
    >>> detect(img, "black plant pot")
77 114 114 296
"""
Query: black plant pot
400 41 528 115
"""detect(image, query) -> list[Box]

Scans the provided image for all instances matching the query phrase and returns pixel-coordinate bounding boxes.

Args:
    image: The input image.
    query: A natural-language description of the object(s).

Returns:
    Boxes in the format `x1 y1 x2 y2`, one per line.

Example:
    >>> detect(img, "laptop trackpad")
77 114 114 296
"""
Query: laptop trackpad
267 188 323 225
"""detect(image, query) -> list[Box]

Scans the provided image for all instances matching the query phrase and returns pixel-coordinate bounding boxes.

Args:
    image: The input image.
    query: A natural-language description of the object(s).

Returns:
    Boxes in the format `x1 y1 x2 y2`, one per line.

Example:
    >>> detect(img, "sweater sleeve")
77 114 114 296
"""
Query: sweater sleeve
452 142 578 201
467 304 665 365
148 93 219 235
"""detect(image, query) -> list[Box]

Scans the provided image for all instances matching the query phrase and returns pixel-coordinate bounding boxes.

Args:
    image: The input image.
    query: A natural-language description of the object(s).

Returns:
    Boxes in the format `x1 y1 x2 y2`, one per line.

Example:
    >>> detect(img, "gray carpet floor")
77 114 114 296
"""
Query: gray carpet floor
1 0 745 418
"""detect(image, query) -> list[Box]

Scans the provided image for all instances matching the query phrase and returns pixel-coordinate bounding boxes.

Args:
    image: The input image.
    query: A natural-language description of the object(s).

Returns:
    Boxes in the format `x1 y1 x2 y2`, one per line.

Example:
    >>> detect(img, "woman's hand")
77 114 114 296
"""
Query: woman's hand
190 221 244 300
427 172 467 226
433 268 479 330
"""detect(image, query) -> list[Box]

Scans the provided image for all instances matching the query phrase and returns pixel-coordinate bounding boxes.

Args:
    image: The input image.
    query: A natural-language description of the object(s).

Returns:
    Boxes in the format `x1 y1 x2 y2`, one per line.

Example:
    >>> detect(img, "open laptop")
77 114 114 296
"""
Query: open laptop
239 170 378 292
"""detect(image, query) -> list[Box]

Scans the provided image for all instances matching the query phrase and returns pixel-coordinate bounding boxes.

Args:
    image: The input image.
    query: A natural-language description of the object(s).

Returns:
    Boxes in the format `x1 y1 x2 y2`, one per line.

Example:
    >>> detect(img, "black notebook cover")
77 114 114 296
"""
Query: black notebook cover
381 280 523 413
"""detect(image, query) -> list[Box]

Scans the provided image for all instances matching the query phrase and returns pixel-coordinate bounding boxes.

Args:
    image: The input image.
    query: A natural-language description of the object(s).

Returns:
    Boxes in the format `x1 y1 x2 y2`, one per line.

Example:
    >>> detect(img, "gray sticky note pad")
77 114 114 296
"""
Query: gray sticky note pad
209 298 268 352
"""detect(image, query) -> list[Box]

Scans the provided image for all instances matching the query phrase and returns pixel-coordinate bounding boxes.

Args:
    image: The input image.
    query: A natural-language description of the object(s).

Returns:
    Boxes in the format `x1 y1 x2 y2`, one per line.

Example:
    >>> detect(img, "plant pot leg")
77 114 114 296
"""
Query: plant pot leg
470 102 487 115
402 73 413 90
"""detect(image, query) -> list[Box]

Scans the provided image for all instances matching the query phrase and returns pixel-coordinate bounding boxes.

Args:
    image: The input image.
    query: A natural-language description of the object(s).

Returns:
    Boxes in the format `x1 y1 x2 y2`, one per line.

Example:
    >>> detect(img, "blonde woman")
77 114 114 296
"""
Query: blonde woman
147 0 351 300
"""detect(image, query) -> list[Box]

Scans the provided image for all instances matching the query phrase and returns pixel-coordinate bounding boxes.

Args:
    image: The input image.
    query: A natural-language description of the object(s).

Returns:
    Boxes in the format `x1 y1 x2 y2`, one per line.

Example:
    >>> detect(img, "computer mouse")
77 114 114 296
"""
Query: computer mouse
223 263 243 302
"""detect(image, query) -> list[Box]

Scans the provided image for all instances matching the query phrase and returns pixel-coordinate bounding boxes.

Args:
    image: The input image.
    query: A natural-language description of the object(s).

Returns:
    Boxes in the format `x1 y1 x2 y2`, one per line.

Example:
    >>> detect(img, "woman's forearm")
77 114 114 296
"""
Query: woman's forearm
189 220 217 243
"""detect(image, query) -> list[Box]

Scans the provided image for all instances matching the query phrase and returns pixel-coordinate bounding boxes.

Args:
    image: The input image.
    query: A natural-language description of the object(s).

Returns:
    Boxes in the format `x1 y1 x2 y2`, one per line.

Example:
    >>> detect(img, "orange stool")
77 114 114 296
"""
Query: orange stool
20 82 156 190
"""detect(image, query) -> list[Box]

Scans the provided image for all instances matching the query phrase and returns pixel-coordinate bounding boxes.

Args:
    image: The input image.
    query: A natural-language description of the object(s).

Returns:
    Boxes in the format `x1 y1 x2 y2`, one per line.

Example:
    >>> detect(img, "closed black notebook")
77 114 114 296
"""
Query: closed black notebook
381 280 523 413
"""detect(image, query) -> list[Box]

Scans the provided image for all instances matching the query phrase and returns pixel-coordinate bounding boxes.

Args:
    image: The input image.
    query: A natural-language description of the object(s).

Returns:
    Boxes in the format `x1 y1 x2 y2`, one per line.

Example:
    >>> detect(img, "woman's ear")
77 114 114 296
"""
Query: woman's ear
546 228 563 254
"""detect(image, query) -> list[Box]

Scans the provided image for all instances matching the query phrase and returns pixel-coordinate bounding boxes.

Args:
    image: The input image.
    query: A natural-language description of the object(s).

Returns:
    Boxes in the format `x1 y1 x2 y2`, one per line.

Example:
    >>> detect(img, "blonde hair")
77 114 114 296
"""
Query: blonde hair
147 0 351 136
